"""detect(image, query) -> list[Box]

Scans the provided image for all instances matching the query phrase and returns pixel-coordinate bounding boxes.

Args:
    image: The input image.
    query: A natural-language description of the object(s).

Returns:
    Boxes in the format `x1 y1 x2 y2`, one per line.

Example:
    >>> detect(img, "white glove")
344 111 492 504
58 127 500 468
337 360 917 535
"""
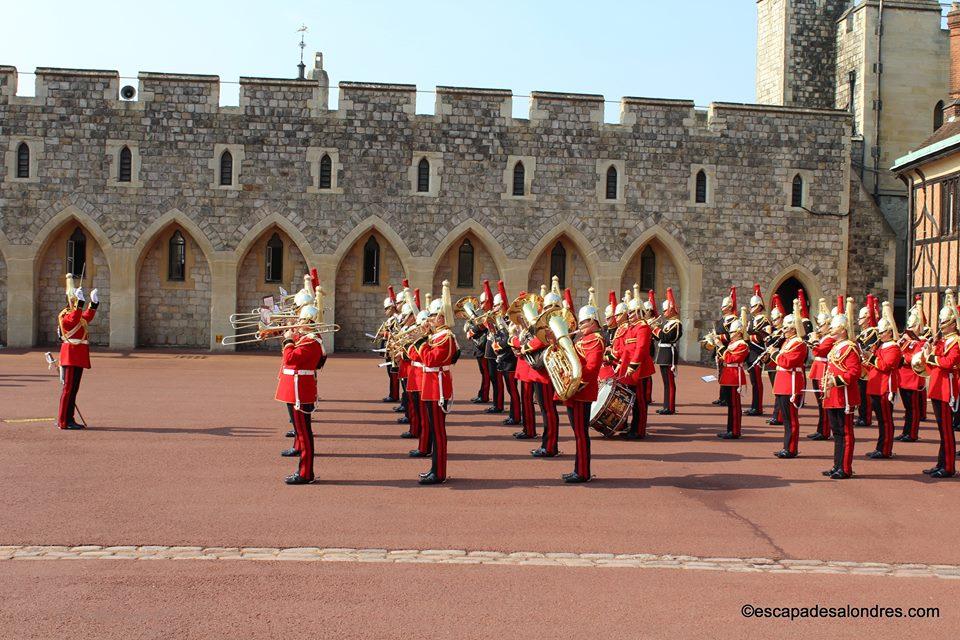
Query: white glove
75 287 86 303
90 289 99 304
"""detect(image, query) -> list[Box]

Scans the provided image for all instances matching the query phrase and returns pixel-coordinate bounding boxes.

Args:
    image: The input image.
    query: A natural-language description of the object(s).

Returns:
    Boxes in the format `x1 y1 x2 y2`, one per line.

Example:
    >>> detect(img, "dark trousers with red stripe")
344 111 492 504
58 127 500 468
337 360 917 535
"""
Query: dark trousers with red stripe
566 401 592 478
899 389 921 440
812 379 830 437
57 366 84 428
767 371 782 422
408 391 422 438
870 394 894 457
536 382 560 454
505 371 521 423
775 395 799 455
724 387 741 436
749 364 764 413
398 379 408 411
416 397 432 455
828 409 855 476
424 401 448 480
387 367 400 401
920 389 928 421
628 378 651 437
476 357 491 402
931 399 956 474
857 380 872 425
490 362 504 410
289 403 315 480
521 380 537 437
660 365 676 412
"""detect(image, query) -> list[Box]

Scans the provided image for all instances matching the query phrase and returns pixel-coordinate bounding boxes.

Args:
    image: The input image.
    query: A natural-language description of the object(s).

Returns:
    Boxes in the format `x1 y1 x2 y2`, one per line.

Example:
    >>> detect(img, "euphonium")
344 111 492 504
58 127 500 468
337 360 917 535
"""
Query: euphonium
455 296 480 320
544 313 583 401
911 350 930 379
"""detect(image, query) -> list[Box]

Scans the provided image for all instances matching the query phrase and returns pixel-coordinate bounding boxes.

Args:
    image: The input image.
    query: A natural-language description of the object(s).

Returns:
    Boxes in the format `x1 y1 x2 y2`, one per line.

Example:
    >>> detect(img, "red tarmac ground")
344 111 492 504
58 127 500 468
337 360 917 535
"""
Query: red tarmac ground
1 349 959 638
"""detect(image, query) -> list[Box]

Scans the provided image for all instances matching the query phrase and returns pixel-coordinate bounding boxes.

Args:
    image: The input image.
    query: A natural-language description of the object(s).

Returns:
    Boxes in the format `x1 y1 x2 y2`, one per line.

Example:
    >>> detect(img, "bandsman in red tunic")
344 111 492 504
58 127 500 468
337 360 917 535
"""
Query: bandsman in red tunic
712 288 739 407
896 297 927 443
380 288 400 403
599 290 621 382
765 295 786 426
746 284 771 417
394 291 419 430
654 288 683 415
770 305 808 458
522 278 563 458
716 308 749 439
617 297 654 439
820 299 862 480
919 293 960 478
854 296 880 427
556 301 605 483
56 275 100 430
275 304 327 485
806 298 837 440
416 281 460 485
468 282 494 404
863 301 902 459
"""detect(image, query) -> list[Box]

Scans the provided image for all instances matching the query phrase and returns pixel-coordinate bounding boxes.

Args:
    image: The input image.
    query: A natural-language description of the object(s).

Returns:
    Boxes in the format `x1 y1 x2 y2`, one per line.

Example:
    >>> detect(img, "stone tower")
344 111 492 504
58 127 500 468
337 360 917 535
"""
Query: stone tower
756 0 849 109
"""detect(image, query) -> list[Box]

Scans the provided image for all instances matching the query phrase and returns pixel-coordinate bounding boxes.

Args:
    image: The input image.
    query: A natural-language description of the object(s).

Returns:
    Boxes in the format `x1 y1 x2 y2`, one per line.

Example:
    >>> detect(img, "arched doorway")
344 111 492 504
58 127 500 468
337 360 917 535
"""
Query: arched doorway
334 230 406 352
35 222 111 346
527 235 592 304
432 232 502 344
619 238 682 305
235 228 309 351
136 224 212 347
774 276 808 311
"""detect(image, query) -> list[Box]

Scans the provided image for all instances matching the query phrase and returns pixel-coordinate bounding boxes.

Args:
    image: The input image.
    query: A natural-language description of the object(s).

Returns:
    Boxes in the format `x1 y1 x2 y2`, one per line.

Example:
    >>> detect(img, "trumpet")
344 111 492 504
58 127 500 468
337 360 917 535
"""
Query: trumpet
384 322 433 362
699 330 720 351
220 321 340 346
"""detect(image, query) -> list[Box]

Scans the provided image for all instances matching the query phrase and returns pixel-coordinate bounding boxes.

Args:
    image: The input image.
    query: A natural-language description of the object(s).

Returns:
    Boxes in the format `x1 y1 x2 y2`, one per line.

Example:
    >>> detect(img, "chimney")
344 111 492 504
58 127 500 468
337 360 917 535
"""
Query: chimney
947 3 960 120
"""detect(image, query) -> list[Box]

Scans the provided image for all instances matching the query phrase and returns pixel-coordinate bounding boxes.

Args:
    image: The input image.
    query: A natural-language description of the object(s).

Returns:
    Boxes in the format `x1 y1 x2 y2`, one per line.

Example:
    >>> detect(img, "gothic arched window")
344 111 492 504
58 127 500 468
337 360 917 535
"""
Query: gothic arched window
606 165 618 200
417 158 430 193
934 100 945 132
791 174 804 208
640 245 656 291
512 161 525 196
550 242 566 289
362 236 381 286
319 154 332 189
695 170 707 204
16 142 30 178
118 146 132 183
219 150 233 186
168 230 186 282
66 228 87 276
265 233 284 283
457 238 474 289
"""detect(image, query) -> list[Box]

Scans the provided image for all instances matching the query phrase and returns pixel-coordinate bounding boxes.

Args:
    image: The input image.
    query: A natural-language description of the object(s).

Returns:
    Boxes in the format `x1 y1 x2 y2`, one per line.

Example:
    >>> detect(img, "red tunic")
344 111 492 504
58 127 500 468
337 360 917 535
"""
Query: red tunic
564 330 605 405
604 324 628 381
58 306 97 369
898 336 927 391
510 335 532 383
925 333 960 403
521 336 552 385
772 336 807 399
865 341 902 397
420 328 458 402
274 334 326 406
822 339 861 410
405 343 423 393
617 321 654 385
719 340 749 387
808 335 836 382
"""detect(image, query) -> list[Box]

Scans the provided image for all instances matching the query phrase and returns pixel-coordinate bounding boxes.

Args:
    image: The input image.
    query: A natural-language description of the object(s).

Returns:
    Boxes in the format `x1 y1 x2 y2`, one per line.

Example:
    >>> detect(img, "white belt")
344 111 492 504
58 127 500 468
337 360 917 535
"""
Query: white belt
282 369 316 410
64 339 89 345
814 357 827 362
777 367 803 406
424 366 451 409
412 362 424 369
423 366 450 373
776 367 803 372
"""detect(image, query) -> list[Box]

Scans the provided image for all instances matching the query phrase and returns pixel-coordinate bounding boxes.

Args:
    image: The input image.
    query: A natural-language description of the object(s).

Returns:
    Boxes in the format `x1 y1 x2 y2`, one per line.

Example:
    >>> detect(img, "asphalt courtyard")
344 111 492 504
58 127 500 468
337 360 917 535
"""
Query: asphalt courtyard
1 349 958 639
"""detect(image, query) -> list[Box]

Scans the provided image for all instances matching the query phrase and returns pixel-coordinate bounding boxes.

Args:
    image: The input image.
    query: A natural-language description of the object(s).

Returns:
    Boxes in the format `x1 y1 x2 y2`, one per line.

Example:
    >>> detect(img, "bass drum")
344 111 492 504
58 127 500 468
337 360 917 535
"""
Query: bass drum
589 379 636 437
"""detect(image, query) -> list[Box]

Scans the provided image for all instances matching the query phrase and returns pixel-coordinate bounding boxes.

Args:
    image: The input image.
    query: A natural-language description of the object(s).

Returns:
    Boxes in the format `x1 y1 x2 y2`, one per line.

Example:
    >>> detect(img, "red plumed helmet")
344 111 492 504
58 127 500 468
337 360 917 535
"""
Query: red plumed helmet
387 285 396 305
730 286 737 310
837 295 845 314
481 280 494 311
608 290 617 309
866 294 878 327
666 287 678 314
310 268 320 291
414 288 421 310
497 280 508 305
563 288 574 311
770 293 785 316
797 289 809 319
401 278 409 289
648 289 659 316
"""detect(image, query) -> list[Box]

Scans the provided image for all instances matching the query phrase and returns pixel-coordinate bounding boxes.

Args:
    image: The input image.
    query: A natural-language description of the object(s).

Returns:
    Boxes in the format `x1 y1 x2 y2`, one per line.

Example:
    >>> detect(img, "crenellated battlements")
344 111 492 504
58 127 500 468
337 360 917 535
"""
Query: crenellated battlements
0 63 852 129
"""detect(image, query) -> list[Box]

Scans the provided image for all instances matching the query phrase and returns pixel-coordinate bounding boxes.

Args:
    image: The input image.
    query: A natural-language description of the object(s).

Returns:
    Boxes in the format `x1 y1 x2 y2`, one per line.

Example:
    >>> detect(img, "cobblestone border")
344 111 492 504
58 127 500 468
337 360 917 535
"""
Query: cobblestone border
2 545 959 579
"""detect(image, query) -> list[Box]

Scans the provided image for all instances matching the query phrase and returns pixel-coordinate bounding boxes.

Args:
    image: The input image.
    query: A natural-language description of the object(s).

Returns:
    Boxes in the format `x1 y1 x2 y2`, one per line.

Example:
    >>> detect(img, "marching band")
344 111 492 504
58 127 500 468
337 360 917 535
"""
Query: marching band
46 261 960 485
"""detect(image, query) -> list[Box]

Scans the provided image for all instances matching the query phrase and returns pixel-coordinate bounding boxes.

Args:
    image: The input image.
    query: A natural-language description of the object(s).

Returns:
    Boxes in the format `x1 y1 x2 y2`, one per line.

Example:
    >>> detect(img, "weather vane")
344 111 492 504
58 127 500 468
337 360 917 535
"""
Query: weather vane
297 24 308 79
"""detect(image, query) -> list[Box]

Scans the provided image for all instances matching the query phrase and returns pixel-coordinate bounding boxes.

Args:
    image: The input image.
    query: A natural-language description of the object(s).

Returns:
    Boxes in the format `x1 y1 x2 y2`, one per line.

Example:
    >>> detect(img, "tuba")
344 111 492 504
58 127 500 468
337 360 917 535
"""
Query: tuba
455 296 480 320
544 313 583 401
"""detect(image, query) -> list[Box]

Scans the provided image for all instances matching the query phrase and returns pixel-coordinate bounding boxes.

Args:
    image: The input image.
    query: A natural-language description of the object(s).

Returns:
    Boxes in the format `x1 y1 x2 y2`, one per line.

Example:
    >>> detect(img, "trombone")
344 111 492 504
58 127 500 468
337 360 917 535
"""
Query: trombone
220 321 340 346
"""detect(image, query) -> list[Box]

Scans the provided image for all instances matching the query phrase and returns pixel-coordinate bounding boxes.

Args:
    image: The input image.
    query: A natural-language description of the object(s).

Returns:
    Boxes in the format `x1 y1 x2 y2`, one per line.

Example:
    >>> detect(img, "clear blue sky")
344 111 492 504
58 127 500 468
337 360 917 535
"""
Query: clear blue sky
4 0 759 118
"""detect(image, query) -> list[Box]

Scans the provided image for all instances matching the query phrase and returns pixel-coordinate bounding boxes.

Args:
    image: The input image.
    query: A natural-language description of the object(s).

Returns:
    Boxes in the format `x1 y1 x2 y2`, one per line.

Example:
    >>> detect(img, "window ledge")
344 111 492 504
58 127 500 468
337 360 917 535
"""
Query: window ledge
501 193 536 202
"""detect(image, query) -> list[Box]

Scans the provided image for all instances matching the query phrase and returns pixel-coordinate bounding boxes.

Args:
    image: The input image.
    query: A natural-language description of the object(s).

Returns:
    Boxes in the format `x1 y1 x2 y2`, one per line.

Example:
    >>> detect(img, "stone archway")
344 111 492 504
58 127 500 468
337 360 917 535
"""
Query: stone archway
527 235 595 305
136 224 212 347
334 229 407 352
34 221 112 346
619 237 682 306
431 231 503 345
235 227 309 351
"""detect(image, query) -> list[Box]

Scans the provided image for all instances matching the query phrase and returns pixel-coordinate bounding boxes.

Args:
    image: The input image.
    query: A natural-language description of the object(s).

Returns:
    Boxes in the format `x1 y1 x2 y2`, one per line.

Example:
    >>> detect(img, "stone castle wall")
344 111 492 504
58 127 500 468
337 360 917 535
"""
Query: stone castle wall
0 251 6 346
0 65 896 358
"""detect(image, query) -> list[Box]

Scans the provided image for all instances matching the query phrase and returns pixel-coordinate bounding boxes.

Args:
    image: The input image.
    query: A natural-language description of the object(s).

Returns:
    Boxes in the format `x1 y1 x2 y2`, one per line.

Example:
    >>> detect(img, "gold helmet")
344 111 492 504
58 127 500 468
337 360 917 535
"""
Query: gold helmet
65 273 79 309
